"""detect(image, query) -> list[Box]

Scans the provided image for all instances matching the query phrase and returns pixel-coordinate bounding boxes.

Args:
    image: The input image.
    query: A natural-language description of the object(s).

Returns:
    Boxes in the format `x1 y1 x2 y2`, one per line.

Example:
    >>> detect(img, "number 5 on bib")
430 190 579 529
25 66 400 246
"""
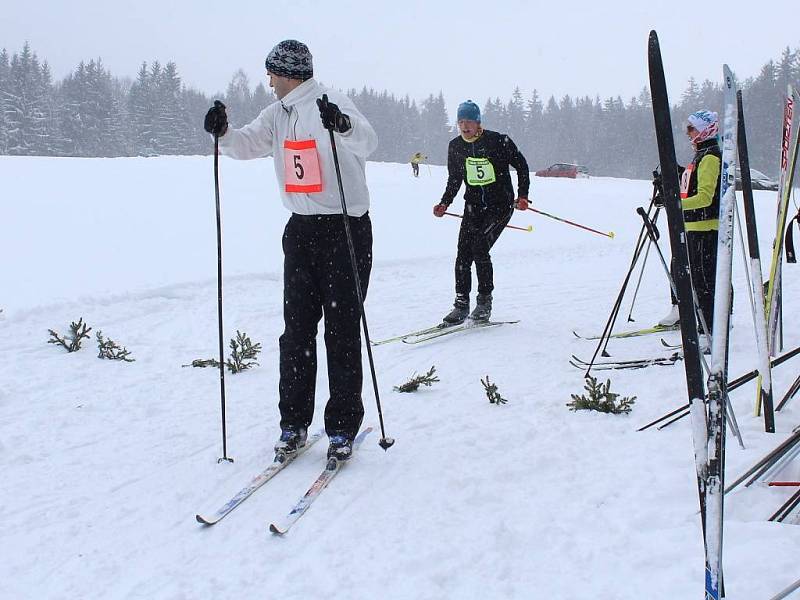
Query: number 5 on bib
465 157 496 186
284 139 323 193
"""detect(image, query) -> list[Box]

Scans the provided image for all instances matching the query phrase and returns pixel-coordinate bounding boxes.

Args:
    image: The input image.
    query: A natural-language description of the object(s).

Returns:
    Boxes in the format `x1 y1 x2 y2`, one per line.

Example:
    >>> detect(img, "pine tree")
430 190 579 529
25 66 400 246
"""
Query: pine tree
128 62 155 155
420 92 450 164
0 48 11 154
156 61 186 154
224 69 253 128
5 43 49 155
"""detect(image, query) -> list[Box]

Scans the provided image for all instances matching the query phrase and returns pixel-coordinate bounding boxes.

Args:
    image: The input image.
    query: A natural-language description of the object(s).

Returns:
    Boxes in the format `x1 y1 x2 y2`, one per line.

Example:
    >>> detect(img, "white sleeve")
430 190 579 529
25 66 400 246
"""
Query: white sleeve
218 106 275 159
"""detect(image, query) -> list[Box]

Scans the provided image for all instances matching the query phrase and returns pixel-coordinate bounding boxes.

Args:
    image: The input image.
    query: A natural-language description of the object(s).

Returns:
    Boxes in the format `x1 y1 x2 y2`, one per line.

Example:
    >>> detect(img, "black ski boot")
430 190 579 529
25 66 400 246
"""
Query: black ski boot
442 293 470 325
327 434 354 461
274 427 308 457
470 293 492 322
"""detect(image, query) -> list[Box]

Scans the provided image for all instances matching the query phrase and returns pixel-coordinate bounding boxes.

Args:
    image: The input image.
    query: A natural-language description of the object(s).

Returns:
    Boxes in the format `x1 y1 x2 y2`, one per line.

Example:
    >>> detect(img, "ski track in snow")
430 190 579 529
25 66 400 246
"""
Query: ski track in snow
0 156 799 599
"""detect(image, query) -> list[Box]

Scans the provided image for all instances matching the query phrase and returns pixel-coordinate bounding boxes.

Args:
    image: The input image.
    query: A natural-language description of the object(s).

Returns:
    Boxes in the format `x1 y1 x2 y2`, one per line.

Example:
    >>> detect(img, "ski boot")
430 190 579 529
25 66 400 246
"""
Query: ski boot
657 304 679 327
274 427 308 459
442 293 470 325
327 434 354 462
469 293 492 323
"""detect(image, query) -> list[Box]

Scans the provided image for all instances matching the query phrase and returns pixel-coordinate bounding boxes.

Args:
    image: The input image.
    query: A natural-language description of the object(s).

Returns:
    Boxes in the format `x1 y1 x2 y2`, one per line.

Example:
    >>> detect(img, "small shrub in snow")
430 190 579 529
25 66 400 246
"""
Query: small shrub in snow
481 376 508 405
226 330 261 373
184 331 261 374
394 365 439 393
48 318 92 352
96 331 135 362
567 376 635 414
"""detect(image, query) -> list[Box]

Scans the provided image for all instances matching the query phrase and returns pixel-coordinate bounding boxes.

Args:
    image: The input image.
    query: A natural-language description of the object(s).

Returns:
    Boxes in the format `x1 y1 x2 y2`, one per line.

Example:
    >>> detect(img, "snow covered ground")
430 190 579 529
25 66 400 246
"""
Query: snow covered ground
1 155 799 599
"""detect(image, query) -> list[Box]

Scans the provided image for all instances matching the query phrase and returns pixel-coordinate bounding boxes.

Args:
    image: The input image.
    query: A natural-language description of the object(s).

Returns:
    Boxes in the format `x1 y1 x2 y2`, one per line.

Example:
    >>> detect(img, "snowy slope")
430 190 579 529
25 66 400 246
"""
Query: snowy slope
1 155 799 599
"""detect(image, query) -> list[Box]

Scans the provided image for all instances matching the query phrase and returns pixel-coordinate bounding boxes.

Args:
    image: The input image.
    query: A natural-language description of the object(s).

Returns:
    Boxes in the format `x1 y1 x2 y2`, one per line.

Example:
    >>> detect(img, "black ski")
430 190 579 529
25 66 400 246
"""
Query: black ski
648 30 711 597
570 352 682 371
736 89 775 432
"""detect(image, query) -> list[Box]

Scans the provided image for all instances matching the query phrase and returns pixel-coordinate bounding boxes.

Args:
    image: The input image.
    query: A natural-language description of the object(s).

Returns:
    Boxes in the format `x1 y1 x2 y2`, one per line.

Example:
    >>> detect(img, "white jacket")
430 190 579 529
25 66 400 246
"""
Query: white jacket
218 78 378 217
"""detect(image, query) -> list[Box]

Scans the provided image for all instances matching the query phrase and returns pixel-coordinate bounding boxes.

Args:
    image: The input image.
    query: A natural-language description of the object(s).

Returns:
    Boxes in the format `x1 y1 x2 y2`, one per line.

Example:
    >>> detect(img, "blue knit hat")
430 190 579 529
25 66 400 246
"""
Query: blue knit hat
457 100 481 122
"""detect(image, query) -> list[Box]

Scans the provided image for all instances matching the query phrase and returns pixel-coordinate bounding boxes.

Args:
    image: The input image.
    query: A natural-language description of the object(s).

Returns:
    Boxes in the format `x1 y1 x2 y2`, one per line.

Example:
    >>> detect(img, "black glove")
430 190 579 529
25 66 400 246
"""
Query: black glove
316 94 351 133
204 100 228 136
652 169 665 206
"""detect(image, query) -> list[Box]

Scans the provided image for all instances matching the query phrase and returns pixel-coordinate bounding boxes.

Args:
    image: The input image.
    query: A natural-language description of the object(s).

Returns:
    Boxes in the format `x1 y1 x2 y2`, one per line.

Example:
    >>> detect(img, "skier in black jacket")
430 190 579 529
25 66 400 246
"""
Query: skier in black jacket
433 100 530 323
656 109 721 346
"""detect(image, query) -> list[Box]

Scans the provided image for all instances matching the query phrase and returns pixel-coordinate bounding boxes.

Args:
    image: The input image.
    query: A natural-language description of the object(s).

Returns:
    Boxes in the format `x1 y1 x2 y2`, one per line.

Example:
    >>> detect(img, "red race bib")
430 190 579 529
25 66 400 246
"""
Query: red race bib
283 139 323 193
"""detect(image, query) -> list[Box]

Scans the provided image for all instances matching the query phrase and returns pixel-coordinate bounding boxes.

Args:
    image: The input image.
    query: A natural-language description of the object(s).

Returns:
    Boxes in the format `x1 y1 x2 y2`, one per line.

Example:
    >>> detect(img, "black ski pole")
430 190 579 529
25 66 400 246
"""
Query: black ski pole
596 200 661 358
326 128 394 451
624 229 655 323
776 373 800 411
644 342 800 432
213 126 233 464
582 197 657 376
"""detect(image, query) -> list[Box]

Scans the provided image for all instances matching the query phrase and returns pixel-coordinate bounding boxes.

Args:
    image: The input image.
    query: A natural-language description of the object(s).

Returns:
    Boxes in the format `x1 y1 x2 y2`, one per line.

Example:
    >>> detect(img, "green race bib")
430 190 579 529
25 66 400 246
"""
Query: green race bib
465 157 496 186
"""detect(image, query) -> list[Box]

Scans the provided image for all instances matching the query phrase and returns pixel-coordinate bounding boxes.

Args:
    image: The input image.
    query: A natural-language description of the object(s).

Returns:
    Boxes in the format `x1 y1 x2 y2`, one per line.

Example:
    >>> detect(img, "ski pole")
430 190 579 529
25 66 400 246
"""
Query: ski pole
768 575 800 600
213 126 233 464
443 211 532 232
327 128 394 451
637 206 749 450
526 206 614 239
624 217 658 322
582 197 657 374
643 342 800 432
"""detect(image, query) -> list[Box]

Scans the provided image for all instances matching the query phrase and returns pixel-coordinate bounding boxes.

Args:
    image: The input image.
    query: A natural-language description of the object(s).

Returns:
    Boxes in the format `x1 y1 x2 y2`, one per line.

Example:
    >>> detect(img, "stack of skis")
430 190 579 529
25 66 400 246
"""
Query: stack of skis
646 31 800 599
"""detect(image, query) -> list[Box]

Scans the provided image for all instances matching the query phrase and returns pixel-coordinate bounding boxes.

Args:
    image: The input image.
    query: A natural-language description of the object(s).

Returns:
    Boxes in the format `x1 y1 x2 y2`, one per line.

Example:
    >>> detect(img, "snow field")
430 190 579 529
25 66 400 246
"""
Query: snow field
0 156 798 599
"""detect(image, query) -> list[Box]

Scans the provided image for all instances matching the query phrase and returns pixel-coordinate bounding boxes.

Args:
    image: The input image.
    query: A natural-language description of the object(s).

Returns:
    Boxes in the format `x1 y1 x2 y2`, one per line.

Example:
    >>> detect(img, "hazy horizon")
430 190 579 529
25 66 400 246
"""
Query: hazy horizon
4 0 799 120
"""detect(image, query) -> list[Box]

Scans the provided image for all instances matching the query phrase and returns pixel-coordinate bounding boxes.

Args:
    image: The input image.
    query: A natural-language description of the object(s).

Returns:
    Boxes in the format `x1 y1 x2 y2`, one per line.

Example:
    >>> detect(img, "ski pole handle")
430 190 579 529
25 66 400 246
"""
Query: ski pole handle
526 206 614 239
443 211 532 233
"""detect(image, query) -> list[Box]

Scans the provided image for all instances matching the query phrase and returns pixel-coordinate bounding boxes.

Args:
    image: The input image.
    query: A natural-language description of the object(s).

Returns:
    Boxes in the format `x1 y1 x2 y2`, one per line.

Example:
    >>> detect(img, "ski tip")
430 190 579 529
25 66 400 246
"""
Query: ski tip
269 523 286 535
196 514 214 525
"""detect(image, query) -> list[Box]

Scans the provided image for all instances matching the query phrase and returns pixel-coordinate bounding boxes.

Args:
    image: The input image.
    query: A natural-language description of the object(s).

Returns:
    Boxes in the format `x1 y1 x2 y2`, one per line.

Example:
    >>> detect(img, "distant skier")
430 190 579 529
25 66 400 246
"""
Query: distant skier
433 100 530 324
204 40 378 461
656 110 721 345
410 152 427 177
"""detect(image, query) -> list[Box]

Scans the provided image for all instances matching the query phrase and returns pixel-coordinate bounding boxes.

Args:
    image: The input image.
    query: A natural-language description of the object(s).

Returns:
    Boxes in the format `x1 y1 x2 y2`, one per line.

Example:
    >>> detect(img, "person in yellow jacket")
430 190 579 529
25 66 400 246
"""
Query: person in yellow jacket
657 110 720 343
410 151 427 177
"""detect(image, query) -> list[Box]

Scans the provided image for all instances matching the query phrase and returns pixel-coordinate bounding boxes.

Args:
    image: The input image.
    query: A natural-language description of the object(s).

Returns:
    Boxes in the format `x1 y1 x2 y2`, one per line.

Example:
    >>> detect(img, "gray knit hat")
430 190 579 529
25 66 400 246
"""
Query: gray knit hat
265 40 313 81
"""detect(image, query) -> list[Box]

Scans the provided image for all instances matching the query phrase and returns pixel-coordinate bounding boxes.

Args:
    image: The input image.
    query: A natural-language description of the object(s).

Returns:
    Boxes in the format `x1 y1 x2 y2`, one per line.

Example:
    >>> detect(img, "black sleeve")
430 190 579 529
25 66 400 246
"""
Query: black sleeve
504 135 530 198
440 140 463 205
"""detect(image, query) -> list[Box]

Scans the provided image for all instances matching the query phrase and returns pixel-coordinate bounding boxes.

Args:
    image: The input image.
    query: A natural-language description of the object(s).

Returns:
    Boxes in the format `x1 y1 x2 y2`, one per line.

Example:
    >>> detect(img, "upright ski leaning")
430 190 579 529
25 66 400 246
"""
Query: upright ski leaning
702 64 738 600
648 30 716 599
736 89 775 432
758 87 800 416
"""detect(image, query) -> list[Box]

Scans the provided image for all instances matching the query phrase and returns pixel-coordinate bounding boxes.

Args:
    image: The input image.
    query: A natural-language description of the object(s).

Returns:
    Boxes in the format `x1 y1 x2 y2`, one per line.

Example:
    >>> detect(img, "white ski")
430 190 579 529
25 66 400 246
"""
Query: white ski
196 430 324 525
269 427 374 535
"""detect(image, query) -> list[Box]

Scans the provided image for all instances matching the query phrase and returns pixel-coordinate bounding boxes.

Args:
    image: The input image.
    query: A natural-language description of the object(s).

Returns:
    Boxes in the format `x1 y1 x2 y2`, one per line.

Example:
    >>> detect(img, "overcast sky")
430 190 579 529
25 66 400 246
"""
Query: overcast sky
4 0 798 120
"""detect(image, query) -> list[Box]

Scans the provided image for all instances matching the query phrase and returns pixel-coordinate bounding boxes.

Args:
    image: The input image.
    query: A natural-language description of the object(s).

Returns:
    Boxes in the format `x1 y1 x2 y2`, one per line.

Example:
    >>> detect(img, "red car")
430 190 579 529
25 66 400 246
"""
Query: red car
535 163 589 178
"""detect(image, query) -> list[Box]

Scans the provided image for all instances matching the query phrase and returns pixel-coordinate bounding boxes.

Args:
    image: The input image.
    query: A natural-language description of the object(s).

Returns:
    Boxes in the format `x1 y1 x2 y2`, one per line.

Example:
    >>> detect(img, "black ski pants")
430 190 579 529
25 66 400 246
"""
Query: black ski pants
454 202 514 296
278 213 372 440
670 229 718 334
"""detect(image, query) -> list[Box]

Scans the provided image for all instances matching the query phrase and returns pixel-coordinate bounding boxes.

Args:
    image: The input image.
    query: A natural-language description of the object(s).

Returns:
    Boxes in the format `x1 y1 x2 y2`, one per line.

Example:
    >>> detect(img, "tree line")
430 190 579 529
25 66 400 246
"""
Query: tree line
1 41 798 179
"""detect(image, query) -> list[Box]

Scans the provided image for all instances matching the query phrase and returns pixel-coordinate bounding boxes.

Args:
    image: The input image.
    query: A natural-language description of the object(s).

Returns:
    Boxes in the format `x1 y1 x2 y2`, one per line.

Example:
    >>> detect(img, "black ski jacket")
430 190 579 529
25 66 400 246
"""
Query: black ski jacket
440 130 530 209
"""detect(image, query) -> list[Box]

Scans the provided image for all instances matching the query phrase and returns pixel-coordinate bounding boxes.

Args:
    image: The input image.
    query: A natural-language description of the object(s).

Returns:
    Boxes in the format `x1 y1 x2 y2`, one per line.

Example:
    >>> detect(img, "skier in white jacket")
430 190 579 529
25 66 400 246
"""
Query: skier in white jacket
204 40 378 461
